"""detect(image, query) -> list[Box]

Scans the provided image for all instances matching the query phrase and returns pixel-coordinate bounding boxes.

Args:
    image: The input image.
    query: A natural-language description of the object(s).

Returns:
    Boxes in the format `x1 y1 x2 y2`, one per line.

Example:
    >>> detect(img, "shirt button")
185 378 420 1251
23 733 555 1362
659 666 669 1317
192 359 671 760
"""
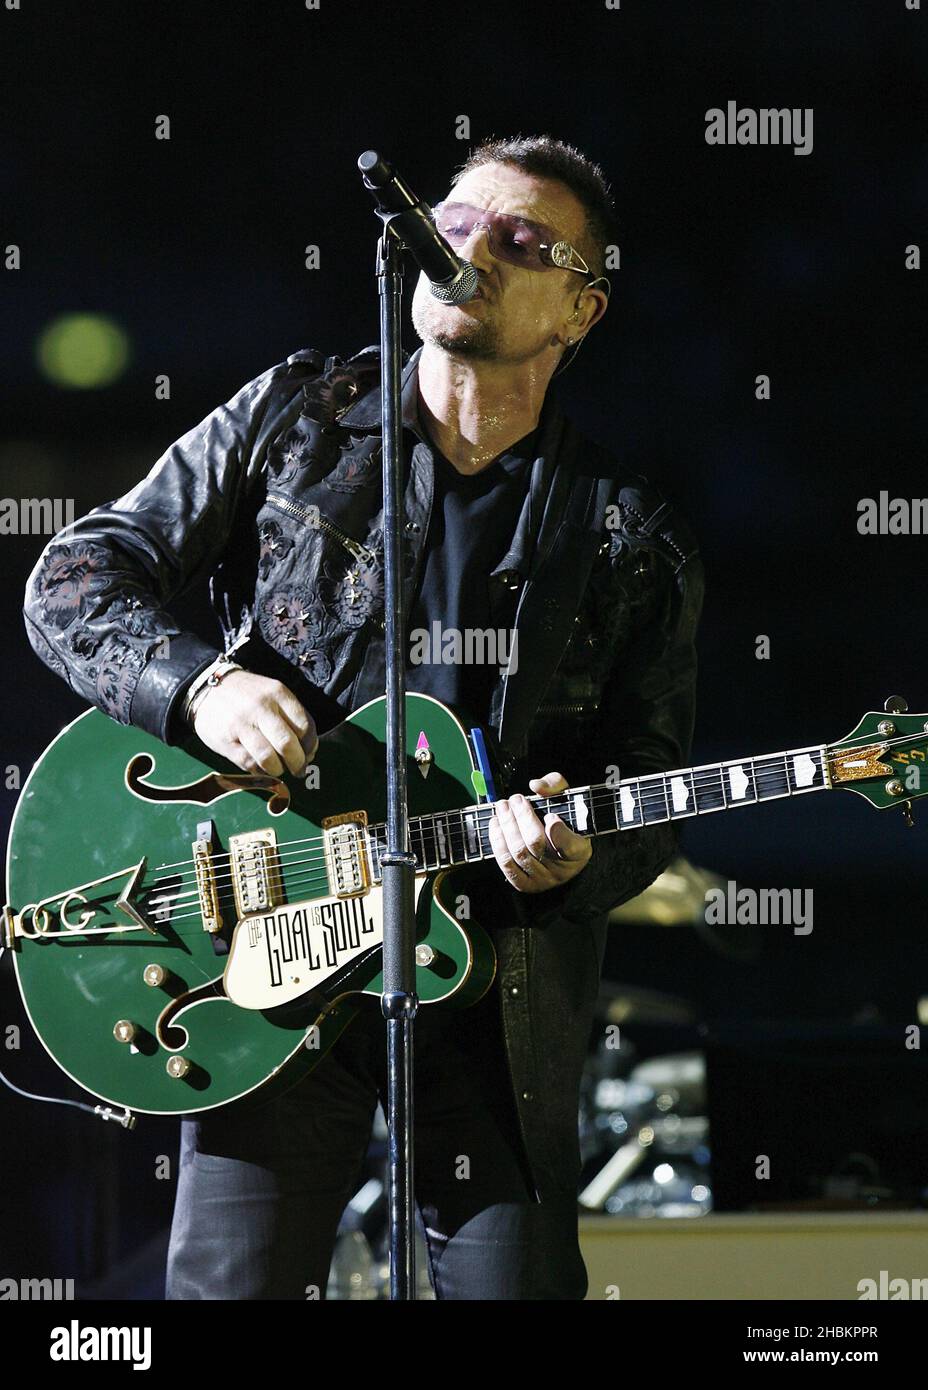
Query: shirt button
405 521 420 532
509 986 519 997
522 1091 533 1102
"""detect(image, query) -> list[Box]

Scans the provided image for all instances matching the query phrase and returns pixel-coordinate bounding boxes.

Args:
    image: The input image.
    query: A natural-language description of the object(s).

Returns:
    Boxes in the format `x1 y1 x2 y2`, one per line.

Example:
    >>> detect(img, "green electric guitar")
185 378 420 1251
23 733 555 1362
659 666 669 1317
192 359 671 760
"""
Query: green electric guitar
4 692 926 1117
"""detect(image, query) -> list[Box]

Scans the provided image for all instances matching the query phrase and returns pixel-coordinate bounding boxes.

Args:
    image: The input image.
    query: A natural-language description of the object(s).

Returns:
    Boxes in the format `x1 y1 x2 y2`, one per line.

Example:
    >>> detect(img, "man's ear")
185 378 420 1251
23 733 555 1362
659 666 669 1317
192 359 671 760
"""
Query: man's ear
572 284 609 336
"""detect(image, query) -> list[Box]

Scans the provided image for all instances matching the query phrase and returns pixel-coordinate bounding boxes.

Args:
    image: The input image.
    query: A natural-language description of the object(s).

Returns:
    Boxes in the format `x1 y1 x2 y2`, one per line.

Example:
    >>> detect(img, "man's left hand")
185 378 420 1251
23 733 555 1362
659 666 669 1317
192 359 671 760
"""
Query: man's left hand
488 772 593 894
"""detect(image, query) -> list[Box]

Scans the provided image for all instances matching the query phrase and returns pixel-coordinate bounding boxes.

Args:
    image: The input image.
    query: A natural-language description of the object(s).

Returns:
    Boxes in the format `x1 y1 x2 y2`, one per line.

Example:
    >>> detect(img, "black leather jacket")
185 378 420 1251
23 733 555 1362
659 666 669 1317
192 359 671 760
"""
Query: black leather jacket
23 343 704 1201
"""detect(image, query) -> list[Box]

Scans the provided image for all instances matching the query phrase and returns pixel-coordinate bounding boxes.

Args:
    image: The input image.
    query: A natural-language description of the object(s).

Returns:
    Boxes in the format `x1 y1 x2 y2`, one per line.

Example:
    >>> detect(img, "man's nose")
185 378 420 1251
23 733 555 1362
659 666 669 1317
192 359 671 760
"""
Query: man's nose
458 224 497 272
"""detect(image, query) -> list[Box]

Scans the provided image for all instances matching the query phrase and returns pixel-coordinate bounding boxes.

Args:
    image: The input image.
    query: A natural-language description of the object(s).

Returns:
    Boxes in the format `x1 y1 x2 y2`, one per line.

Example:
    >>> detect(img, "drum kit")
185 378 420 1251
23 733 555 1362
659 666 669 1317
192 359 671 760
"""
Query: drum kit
575 853 736 1218
578 1029 712 1218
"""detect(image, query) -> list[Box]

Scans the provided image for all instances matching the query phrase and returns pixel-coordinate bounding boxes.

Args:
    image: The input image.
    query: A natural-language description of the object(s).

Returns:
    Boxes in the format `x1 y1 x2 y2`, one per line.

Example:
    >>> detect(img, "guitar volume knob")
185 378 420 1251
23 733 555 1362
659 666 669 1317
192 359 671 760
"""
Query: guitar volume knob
113 1020 137 1044
166 1056 191 1080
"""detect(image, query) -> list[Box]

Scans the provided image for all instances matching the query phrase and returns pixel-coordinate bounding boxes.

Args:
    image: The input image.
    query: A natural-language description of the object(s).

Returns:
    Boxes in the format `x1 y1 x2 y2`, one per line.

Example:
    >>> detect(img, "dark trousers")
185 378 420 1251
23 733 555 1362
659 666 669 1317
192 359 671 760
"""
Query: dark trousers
165 985 588 1300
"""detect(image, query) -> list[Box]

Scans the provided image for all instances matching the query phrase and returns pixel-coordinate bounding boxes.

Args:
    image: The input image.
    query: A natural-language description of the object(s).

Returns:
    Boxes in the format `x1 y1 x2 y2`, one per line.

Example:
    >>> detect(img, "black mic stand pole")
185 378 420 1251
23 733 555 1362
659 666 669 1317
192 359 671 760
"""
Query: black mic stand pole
364 187 419 1301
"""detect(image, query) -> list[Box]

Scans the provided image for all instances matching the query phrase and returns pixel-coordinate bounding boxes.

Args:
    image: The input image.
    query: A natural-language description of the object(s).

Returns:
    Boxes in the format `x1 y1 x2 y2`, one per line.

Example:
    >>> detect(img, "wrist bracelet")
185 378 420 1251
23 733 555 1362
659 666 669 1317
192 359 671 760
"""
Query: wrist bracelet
183 656 244 726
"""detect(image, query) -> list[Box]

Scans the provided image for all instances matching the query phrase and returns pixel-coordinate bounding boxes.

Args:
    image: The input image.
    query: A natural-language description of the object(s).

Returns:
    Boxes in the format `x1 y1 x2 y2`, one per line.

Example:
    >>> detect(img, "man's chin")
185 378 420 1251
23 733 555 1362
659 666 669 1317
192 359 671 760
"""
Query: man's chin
413 314 498 357
412 293 505 358
428 329 498 359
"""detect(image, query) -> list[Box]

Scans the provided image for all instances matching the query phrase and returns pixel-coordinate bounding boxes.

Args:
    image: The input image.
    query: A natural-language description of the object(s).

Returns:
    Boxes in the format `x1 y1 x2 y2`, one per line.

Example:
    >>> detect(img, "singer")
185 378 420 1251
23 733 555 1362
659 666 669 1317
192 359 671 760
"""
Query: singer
23 134 703 1300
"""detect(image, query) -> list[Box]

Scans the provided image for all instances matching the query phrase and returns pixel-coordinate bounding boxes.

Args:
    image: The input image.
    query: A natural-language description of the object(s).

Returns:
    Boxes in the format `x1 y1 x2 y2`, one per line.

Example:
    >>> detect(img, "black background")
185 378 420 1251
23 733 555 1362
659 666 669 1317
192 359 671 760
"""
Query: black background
1 0 925 1294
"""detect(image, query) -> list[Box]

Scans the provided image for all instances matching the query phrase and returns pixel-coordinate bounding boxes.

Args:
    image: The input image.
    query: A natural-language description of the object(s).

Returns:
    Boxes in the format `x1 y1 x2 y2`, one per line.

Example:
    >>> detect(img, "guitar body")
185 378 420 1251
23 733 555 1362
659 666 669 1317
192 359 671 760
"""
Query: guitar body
7 693 496 1116
10 681 926 1118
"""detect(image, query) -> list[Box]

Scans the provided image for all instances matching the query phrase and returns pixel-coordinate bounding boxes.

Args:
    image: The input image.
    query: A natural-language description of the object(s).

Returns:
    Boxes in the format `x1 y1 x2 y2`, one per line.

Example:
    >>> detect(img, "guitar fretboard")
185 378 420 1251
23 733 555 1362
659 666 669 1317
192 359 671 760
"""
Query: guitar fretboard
366 745 830 880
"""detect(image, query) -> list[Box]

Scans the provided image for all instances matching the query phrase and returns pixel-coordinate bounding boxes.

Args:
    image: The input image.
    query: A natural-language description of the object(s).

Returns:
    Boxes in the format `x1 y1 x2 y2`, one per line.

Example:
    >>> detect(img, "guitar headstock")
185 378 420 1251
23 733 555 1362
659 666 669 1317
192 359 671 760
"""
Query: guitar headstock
827 697 928 818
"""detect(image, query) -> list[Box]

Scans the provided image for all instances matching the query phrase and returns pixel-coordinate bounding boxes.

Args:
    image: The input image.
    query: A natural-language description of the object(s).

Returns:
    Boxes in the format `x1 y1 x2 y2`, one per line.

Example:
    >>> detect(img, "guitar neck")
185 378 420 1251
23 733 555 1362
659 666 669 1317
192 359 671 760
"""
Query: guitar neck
367 743 832 879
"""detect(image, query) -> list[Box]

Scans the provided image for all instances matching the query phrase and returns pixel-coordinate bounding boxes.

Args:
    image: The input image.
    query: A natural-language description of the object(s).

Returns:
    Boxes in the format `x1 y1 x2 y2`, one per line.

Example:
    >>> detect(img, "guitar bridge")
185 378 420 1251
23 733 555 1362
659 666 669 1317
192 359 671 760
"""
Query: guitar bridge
192 837 223 934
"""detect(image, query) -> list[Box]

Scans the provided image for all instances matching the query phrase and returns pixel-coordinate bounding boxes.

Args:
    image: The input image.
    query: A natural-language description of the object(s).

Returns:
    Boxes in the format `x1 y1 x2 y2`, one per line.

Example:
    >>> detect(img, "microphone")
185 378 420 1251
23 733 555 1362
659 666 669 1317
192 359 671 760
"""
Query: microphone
358 151 479 305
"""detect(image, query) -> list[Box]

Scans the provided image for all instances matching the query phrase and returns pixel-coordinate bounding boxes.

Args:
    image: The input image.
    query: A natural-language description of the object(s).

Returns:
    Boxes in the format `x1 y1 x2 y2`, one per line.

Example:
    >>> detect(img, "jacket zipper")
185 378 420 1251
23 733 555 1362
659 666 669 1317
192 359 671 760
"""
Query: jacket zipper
537 701 597 716
266 493 376 565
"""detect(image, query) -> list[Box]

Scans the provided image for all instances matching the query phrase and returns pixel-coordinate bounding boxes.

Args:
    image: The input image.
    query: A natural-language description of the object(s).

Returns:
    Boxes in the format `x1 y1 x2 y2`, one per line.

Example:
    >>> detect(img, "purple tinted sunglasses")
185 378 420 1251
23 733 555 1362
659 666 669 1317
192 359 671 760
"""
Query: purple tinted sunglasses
432 201 608 287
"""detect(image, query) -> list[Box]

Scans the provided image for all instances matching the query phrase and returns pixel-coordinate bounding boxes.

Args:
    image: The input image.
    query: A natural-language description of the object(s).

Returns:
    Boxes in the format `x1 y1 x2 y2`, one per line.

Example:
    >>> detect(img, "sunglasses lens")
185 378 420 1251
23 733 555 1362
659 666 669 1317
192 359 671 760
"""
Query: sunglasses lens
494 223 543 267
434 204 545 269
434 205 475 245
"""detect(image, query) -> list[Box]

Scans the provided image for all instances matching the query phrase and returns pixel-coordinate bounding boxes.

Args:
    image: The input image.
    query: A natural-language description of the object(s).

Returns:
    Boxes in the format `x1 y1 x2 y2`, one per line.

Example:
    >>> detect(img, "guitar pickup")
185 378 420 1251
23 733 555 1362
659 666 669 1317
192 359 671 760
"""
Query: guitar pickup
322 811 370 899
229 829 282 918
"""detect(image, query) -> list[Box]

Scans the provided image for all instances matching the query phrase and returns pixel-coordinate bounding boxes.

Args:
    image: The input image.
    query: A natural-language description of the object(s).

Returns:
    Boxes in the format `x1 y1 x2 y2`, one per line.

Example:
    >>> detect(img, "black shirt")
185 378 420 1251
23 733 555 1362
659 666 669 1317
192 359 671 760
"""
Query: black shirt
405 426 536 726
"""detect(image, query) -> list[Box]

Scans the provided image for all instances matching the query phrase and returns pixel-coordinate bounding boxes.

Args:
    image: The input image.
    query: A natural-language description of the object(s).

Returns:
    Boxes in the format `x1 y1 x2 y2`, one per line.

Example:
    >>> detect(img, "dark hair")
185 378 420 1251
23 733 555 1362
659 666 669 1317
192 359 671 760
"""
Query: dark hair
451 133 617 279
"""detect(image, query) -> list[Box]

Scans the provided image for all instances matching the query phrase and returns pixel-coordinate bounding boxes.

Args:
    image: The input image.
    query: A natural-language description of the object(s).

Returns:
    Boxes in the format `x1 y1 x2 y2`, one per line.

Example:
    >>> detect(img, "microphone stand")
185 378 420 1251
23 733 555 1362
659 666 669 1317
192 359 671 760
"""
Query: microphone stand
363 179 419 1301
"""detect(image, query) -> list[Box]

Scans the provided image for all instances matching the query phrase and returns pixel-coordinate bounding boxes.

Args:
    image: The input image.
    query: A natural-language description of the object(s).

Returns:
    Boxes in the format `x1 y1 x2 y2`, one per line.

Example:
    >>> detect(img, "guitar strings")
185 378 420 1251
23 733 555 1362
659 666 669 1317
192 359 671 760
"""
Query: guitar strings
149 748 827 884
151 760 826 925
44 728 919 934
150 758 805 911
146 754 833 911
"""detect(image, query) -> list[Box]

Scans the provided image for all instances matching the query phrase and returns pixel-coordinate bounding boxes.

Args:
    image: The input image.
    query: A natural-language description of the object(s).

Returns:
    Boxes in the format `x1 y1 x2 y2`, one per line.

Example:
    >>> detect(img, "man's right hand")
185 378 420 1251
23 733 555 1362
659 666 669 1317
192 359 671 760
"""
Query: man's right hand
191 670 318 777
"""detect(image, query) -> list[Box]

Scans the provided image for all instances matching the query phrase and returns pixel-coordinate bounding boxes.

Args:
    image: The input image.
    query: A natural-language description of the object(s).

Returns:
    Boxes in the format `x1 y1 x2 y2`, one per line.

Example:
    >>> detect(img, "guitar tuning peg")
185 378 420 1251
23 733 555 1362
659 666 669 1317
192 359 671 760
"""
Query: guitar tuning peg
902 800 915 829
884 695 908 713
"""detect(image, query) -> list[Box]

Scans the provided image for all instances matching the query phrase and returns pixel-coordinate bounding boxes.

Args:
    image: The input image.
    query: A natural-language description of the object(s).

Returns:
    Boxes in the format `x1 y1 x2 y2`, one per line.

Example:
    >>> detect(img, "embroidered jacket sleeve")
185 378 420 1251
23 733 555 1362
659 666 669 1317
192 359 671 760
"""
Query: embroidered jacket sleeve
528 529 704 927
22 357 312 743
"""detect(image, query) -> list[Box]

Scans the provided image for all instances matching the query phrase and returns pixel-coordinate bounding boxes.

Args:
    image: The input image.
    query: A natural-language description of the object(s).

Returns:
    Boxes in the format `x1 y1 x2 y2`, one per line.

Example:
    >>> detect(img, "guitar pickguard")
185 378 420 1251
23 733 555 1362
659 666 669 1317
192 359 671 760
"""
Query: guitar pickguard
223 880 432 1010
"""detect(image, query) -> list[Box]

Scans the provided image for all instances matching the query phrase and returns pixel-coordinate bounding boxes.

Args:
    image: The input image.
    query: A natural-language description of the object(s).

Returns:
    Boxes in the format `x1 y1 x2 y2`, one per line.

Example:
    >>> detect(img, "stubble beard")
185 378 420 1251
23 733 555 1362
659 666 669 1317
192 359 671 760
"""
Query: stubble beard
411 284 555 368
411 294 502 361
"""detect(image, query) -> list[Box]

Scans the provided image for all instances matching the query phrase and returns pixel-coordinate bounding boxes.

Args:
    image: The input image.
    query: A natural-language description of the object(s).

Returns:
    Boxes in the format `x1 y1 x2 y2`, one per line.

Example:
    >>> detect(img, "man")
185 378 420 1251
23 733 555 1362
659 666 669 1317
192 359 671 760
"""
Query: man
24 135 703 1300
